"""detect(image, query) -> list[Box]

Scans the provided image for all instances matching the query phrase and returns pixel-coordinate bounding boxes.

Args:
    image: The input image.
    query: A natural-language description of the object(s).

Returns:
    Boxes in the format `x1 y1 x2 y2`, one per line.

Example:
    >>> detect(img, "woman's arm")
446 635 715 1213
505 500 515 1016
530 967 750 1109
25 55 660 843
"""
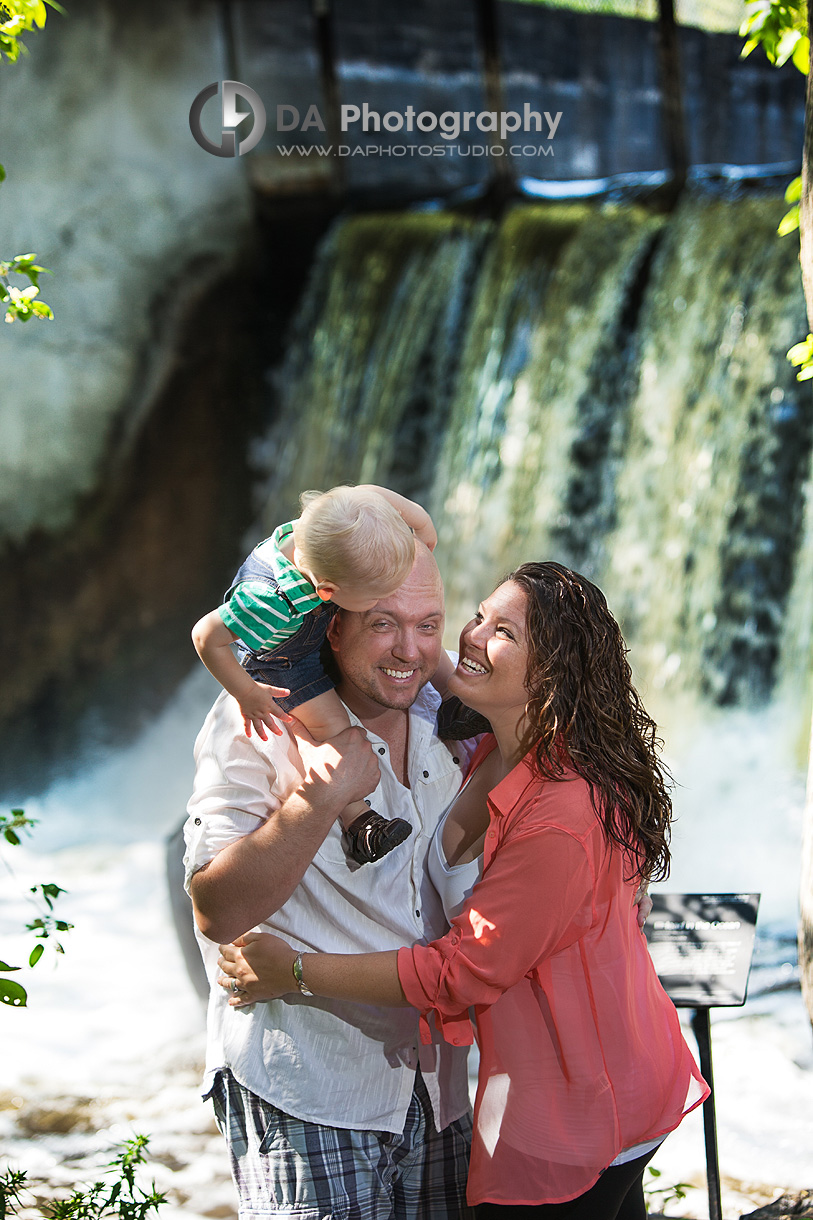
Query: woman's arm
218 933 407 1007
218 817 594 1020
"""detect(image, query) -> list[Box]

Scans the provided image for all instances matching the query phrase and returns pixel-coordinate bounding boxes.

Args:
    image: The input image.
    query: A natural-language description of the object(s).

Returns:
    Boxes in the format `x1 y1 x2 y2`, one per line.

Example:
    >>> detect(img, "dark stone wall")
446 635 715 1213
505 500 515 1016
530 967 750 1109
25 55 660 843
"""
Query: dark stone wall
229 0 804 197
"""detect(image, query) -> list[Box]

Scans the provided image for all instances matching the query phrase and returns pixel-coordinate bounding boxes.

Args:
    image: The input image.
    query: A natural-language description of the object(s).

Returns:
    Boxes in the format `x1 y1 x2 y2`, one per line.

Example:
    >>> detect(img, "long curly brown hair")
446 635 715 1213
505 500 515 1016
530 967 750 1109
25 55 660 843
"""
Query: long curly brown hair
509 561 672 883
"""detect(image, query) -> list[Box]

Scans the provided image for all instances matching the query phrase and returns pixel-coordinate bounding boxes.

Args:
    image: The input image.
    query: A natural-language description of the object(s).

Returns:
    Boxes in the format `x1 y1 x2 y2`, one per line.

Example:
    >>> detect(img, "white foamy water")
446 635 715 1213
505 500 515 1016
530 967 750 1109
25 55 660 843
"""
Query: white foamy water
0 669 810 1218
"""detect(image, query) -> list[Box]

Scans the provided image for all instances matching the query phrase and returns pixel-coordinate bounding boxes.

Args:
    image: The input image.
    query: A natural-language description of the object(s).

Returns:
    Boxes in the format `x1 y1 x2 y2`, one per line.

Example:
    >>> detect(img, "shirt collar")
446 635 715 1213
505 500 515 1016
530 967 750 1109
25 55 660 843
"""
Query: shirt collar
487 745 540 818
269 521 323 610
342 681 443 746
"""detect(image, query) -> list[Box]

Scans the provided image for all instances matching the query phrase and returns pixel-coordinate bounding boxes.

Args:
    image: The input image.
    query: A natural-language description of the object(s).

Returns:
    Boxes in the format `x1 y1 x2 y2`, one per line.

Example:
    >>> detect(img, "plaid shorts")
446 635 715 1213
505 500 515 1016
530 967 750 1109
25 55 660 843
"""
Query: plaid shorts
209 1068 474 1220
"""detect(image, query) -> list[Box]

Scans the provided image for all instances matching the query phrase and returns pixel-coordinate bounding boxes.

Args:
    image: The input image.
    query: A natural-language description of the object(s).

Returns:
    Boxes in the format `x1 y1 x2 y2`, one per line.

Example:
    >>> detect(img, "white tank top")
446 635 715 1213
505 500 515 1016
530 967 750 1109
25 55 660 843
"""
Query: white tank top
427 807 483 922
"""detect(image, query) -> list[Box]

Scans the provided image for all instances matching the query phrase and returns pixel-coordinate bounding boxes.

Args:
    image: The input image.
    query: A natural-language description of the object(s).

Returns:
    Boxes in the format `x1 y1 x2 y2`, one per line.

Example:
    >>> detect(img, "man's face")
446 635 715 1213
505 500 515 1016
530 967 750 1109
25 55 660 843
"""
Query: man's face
327 547 445 713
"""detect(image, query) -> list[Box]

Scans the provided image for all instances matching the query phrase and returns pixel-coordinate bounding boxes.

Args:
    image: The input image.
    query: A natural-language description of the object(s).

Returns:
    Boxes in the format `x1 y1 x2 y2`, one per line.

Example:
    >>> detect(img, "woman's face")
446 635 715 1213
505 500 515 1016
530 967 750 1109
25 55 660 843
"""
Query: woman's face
448 581 530 723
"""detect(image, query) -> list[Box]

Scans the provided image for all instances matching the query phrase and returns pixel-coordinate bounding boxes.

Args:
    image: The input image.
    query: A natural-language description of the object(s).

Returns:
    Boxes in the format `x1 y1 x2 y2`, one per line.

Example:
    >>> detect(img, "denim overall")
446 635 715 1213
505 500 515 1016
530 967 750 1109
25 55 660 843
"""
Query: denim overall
226 545 337 714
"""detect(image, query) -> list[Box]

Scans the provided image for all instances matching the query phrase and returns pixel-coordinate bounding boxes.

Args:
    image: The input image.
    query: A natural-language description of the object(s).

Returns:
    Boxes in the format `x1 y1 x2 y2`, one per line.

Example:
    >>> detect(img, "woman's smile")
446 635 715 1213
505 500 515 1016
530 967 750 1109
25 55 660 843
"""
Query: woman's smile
458 655 488 675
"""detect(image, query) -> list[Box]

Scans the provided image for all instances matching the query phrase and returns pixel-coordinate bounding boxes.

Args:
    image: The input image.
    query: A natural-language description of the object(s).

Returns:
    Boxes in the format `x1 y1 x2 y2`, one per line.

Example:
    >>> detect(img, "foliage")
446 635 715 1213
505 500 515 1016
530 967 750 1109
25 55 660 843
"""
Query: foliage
0 2 60 323
0 810 73 1008
642 1165 691 1211
0 0 63 64
788 332 813 377
0 1136 167 1220
740 0 810 71
779 173 802 236
0 249 53 323
740 0 813 379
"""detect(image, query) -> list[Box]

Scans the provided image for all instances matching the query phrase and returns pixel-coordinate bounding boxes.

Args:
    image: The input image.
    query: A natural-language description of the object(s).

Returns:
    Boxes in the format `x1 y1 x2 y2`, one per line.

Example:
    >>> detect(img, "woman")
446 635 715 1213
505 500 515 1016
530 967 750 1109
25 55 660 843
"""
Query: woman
218 561 709 1217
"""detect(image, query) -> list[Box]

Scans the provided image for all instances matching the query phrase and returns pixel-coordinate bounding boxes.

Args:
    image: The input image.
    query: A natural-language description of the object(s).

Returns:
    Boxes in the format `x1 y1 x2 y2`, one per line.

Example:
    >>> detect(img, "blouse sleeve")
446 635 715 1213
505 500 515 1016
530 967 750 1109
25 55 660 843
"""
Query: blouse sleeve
398 821 596 1043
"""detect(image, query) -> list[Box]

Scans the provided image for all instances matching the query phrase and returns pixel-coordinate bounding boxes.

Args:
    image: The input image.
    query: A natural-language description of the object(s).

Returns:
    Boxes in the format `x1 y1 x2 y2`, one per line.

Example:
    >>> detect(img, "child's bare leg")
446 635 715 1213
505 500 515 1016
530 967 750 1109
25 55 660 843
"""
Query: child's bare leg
294 692 369 829
294 690 412 864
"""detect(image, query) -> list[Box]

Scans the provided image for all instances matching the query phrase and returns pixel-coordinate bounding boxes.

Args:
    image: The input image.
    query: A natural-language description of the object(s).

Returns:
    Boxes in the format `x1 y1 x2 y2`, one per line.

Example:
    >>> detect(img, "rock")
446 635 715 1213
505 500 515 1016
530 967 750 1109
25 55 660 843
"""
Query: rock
740 1190 813 1218
16 1097 97 1136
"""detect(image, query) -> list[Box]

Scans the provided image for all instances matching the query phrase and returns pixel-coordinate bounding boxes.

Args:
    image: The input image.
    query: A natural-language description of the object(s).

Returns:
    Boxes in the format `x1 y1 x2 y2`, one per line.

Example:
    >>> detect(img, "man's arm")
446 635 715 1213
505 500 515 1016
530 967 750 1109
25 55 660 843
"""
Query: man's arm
190 727 379 944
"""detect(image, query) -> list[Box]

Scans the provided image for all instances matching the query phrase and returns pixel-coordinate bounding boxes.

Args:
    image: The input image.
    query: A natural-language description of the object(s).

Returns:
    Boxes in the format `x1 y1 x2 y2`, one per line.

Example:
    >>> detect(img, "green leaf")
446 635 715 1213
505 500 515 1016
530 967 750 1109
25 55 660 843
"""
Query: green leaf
778 203 800 235
0 961 22 972
792 34 810 72
787 334 813 364
775 26 802 65
796 363 813 380
785 175 802 203
28 944 44 968
0 979 27 1008
0 163 5 183
4 828 20 845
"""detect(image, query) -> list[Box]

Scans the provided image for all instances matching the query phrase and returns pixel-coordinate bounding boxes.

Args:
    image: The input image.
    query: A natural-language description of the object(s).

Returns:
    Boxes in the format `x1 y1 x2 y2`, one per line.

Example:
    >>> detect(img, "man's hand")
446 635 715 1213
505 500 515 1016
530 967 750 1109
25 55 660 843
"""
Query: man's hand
190 724 381 945
218 933 298 1007
297 725 381 812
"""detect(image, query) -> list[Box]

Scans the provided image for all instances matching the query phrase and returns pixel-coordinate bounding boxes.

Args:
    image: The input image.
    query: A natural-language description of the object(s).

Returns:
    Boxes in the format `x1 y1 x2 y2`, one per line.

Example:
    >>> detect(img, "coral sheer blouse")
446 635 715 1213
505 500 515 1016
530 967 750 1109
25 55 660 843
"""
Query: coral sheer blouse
397 737 709 1207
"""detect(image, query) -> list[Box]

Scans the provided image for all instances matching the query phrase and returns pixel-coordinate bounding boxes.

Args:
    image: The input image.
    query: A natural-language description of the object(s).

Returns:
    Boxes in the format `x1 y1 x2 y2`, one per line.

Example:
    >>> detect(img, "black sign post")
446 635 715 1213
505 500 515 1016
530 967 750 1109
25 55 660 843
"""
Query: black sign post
645 892 760 1220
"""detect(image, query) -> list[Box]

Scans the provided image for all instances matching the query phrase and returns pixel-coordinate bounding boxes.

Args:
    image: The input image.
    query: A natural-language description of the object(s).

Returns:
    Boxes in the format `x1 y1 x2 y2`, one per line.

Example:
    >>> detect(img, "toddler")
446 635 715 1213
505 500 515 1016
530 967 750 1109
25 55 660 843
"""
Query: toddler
193 484 451 864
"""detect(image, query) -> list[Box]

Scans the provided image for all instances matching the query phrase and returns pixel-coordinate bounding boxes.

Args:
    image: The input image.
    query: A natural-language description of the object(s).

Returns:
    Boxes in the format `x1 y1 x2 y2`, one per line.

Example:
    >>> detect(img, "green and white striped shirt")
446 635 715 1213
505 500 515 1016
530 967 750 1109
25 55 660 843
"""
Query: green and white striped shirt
219 521 323 652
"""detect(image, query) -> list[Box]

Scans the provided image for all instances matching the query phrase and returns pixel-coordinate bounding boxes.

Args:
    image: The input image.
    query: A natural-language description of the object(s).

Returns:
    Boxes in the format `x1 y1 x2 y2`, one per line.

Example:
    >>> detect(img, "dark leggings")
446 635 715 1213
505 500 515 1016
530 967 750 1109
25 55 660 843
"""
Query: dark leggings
474 1148 656 1220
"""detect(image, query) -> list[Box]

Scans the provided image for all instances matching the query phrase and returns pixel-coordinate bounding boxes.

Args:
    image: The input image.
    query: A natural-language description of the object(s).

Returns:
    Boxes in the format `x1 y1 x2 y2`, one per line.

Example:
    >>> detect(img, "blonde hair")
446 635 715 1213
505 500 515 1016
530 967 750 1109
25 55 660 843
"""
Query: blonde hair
293 486 415 593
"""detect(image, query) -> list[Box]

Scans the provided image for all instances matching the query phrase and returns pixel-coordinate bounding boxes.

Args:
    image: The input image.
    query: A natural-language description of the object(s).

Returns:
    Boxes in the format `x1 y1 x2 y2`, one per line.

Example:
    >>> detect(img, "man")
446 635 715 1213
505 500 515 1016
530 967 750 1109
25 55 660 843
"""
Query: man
184 542 475 1220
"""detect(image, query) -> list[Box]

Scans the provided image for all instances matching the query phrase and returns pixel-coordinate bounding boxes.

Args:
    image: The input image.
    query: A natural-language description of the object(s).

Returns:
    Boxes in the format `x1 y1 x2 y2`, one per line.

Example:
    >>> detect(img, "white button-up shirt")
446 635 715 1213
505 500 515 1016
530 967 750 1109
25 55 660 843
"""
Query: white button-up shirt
184 680 474 1134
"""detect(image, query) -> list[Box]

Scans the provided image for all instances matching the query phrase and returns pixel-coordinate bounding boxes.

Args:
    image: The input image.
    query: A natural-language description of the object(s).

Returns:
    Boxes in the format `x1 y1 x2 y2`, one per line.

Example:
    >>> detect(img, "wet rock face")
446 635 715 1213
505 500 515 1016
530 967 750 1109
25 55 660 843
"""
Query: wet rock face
0 0 253 546
740 1191 813 1218
0 264 266 792
0 192 339 796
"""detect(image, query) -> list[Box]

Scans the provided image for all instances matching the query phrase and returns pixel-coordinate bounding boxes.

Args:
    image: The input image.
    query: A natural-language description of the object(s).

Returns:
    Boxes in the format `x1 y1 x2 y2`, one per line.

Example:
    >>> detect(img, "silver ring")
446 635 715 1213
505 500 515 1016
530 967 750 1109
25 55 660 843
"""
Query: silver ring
229 978 240 994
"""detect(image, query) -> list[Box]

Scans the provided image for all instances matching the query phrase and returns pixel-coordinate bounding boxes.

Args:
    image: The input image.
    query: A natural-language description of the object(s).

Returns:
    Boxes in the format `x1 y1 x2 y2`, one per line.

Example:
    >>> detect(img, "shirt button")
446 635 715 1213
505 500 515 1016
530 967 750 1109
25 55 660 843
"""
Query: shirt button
452 757 460 765
415 910 420 918
452 1036 461 1044
194 818 202 826
422 770 429 778
488 830 496 839
378 747 386 755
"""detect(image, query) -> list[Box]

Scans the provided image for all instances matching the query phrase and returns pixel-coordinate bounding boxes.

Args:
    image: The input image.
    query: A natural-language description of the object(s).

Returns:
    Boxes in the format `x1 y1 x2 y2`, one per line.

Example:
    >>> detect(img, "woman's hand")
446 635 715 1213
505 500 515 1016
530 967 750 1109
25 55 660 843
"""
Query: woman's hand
634 886 653 931
217 933 298 1007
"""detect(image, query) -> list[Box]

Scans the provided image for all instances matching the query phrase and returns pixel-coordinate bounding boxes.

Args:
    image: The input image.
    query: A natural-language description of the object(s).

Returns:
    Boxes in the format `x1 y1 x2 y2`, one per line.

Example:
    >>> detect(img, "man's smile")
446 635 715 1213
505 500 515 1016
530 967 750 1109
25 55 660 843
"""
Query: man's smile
381 667 417 679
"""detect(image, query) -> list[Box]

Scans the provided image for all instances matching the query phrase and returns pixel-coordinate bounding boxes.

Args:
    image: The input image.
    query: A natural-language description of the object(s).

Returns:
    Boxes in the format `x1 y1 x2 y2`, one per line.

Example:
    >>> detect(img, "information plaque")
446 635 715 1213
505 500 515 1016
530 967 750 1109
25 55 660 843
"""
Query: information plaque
645 892 760 1007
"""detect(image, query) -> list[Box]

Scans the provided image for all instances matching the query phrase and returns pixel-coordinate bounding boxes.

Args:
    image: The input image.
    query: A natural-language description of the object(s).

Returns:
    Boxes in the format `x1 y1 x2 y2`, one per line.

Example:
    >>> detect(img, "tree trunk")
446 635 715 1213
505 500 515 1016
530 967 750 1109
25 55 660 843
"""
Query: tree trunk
797 4 813 1031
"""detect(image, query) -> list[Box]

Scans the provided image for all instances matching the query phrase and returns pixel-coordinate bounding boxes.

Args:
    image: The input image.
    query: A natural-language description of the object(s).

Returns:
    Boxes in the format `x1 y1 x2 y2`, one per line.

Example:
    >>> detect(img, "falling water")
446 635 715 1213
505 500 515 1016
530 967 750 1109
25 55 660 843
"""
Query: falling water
254 194 812 928
259 196 811 706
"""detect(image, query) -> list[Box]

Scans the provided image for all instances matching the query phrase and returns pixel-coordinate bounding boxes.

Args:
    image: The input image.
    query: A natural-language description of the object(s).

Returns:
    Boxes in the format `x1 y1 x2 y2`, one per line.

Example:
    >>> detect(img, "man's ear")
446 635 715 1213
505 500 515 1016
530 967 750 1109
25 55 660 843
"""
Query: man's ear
325 608 342 650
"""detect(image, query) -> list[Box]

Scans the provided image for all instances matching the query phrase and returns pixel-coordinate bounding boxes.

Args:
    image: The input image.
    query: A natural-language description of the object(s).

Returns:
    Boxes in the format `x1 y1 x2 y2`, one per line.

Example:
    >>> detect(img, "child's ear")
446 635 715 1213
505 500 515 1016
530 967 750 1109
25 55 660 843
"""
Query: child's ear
316 584 336 602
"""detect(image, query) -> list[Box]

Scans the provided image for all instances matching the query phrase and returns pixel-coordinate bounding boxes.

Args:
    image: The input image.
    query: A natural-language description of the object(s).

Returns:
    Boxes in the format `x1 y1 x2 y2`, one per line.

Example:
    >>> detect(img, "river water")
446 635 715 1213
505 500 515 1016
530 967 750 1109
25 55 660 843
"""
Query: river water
0 662 809 1219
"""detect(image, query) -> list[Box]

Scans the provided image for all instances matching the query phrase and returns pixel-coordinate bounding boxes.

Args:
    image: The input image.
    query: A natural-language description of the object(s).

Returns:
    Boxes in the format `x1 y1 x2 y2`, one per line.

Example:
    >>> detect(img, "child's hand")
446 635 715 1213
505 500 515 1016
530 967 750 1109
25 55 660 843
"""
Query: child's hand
239 682 293 741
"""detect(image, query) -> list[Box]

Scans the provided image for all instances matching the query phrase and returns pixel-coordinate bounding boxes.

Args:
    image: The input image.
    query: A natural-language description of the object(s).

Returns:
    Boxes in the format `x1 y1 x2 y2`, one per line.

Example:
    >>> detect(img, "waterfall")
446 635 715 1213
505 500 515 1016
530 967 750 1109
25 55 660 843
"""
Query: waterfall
258 196 811 711
252 196 812 927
